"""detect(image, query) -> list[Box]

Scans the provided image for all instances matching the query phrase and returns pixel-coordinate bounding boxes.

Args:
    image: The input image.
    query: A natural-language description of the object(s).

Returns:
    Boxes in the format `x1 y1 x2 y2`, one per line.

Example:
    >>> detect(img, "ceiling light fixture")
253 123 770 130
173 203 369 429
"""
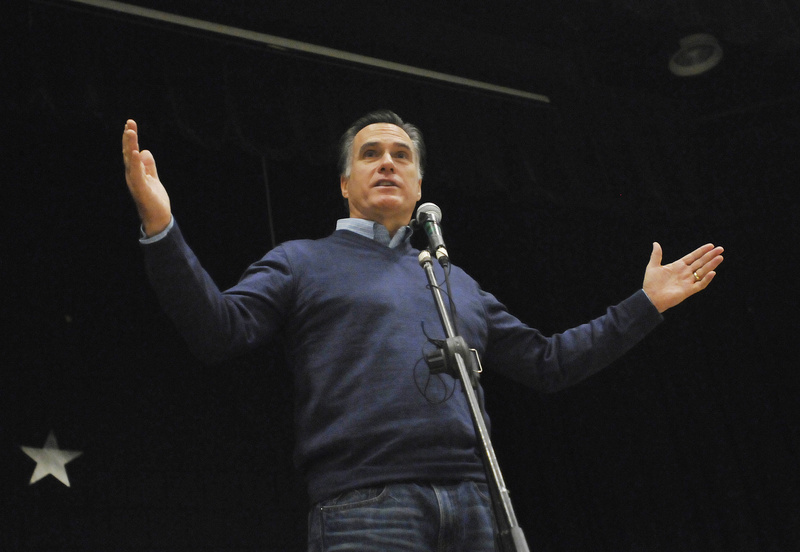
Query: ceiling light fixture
669 33 724 77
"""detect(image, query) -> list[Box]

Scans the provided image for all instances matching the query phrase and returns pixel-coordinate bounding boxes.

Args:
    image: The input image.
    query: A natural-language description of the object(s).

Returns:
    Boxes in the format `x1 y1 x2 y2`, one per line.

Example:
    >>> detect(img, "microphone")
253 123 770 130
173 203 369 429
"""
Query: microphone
416 202 449 265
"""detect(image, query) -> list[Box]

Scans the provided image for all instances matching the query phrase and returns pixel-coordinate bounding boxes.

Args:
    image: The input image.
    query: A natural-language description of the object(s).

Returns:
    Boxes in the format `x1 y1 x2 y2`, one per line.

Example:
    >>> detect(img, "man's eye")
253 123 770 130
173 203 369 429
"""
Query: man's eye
395 151 408 159
364 150 377 157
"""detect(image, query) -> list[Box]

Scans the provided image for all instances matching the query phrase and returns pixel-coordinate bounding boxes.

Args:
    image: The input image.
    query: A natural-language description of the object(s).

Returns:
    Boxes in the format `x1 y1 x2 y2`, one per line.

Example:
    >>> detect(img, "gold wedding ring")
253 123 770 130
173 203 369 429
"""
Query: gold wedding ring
693 271 701 282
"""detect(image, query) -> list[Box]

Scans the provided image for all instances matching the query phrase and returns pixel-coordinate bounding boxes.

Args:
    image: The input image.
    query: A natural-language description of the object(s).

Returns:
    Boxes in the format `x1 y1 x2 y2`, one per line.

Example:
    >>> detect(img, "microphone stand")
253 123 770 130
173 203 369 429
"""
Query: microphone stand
417 249 530 552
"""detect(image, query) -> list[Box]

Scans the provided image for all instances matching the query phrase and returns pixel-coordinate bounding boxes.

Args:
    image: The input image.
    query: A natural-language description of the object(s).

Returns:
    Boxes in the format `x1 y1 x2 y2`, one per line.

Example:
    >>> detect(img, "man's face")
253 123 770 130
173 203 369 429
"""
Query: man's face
340 123 422 233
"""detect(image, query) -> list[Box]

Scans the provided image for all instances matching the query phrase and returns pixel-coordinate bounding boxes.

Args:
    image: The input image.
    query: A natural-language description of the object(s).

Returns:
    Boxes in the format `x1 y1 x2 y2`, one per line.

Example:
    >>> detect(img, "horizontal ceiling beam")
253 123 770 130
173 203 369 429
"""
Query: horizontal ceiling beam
58 0 550 103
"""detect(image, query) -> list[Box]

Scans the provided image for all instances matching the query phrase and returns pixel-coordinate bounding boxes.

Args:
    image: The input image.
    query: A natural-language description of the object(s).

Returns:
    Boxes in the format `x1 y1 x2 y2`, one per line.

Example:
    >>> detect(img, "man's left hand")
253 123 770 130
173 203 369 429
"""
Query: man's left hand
643 242 724 313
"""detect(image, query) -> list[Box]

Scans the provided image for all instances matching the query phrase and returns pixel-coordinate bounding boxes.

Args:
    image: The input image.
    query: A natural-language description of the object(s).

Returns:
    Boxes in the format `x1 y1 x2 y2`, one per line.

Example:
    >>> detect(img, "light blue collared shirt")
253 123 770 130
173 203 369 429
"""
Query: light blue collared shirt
139 216 175 244
336 218 413 249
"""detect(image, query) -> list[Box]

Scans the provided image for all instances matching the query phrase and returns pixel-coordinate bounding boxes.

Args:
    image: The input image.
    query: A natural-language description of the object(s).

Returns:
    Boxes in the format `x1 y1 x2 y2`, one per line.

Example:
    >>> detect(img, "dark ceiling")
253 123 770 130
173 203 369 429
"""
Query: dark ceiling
111 0 800 106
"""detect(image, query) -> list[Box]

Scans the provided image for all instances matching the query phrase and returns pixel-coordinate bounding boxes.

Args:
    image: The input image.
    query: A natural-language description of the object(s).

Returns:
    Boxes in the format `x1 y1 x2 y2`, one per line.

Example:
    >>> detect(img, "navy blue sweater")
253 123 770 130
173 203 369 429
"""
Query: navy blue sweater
143 222 663 503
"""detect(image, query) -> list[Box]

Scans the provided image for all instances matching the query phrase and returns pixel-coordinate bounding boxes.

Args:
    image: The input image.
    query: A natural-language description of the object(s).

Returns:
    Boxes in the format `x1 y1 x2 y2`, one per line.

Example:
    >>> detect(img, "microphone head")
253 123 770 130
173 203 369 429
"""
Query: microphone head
416 202 442 224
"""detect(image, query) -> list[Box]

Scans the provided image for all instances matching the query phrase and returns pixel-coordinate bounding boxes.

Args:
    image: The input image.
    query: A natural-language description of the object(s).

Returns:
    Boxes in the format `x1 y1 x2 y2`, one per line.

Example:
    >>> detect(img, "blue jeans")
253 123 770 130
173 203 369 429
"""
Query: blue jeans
307 481 498 552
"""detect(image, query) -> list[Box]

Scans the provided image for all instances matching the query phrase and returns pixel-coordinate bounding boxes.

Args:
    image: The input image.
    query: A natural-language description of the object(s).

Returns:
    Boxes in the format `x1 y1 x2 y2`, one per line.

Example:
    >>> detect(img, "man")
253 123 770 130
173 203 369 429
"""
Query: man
122 110 724 551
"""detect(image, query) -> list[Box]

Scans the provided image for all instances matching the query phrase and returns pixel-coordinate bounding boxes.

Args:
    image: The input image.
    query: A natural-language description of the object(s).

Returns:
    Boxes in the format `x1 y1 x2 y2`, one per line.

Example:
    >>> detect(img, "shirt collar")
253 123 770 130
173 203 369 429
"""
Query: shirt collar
336 218 413 248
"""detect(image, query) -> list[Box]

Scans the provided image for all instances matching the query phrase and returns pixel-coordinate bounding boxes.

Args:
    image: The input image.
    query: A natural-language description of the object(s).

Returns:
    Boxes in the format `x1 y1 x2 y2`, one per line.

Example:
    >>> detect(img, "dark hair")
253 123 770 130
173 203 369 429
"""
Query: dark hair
337 110 425 178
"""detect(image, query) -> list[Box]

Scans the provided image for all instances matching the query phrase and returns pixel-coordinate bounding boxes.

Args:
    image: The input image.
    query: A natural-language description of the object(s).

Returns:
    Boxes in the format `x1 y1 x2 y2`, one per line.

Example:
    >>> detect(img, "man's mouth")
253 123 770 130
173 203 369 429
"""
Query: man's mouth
374 180 398 187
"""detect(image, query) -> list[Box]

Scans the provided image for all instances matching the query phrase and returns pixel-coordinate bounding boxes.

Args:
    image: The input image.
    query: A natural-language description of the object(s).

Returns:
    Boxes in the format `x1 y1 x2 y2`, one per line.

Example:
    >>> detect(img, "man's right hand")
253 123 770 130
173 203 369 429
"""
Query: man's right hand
122 119 172 237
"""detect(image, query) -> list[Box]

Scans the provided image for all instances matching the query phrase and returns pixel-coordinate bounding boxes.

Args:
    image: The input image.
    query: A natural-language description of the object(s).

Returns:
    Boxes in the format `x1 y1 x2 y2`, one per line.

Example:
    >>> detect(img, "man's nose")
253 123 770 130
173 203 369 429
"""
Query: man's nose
378 153 395 172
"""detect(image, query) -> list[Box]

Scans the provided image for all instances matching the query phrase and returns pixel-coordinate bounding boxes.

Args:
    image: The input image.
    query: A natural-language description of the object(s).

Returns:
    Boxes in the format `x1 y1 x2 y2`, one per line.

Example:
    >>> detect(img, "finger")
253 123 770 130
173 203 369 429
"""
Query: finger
122 126 140 170
123 140 138 177
122 120 138 147
648 242 663 268
682 243 715 266
692 253 724 283
695 270 717 291
690 246 724 273
123 150 145 194
697 253 724 277
697 246 724 266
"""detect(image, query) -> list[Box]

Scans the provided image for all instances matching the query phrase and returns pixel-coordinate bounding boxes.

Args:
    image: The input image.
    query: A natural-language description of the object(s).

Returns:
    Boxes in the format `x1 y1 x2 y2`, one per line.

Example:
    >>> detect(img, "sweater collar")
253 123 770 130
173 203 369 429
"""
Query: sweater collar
336 218 413 249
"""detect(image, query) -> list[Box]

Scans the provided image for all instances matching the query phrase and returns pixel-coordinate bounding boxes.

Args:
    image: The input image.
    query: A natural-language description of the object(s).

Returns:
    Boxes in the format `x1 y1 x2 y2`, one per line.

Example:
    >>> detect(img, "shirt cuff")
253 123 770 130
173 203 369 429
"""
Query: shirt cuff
640 288 661 313
139 216 174 244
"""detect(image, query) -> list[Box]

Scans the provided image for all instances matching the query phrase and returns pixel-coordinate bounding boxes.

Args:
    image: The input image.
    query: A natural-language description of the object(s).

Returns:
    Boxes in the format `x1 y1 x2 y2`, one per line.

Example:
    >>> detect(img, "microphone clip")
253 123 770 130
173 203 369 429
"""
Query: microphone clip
424 336 483 389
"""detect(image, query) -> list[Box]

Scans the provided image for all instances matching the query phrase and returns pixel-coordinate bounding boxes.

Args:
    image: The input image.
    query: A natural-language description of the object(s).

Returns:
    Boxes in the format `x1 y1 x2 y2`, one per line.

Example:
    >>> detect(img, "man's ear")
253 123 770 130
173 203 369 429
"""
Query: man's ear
340 175 349 198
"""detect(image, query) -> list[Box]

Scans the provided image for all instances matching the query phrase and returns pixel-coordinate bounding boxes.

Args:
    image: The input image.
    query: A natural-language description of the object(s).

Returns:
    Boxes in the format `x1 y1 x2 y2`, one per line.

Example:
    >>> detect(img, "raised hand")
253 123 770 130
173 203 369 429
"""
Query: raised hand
642 242 724 313
122 119 172 237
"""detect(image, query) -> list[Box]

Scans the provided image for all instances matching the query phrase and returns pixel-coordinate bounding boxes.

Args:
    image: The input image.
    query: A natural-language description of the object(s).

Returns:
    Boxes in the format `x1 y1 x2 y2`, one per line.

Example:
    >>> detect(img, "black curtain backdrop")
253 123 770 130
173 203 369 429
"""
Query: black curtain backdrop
4 2 799 551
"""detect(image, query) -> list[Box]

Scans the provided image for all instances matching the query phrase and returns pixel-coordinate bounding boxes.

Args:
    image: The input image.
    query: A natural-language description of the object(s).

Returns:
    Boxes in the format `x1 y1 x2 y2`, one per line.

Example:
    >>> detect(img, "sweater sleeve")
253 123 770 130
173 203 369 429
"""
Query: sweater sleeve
141 220 293 364
482 289 663 392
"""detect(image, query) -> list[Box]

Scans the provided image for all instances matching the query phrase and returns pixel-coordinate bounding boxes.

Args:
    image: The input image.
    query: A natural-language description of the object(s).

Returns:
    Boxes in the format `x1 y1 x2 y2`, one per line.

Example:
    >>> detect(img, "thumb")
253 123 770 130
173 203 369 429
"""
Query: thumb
648 242 663 268
140 149 159 180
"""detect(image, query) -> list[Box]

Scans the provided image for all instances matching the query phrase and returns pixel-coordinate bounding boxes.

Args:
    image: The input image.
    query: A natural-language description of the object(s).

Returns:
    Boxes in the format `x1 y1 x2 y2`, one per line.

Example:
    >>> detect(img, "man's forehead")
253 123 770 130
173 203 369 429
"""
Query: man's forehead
353 123 412 146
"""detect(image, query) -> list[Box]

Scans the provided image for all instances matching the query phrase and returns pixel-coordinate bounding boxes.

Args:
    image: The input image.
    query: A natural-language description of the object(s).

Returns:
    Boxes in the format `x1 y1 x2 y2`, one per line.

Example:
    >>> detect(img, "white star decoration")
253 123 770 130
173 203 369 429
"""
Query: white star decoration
20 431 83 487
